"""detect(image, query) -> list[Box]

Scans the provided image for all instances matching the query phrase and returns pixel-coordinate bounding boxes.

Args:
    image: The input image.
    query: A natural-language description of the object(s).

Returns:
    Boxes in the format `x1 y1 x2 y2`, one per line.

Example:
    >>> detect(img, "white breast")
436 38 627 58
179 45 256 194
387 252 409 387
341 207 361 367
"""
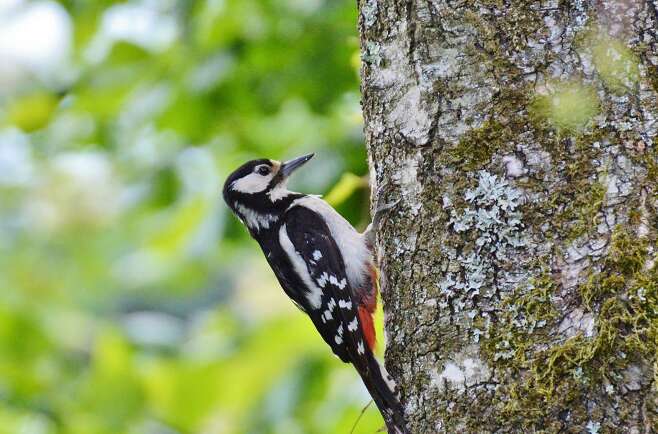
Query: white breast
290 196 372 289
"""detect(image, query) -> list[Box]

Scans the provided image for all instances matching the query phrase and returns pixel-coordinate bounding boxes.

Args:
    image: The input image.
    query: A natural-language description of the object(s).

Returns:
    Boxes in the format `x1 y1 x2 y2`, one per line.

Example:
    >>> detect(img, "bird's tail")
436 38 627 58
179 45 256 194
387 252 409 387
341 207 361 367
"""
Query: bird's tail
354 351 410 434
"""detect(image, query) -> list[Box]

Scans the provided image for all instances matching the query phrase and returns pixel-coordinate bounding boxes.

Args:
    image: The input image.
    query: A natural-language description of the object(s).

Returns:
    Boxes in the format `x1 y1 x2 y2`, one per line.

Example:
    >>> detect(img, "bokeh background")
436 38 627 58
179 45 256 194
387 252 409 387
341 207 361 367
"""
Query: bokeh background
0 0 380 433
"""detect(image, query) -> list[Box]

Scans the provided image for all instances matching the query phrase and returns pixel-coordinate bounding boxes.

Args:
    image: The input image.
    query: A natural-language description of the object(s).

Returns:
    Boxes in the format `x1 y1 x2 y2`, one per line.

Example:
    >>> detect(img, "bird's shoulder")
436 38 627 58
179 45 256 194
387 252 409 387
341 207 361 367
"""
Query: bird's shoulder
284 195 358 236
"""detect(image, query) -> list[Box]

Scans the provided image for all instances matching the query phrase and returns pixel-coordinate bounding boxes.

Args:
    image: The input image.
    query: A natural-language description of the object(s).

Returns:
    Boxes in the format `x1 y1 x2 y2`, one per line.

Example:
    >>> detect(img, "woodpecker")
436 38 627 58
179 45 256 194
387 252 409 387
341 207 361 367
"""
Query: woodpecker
223 154 408 434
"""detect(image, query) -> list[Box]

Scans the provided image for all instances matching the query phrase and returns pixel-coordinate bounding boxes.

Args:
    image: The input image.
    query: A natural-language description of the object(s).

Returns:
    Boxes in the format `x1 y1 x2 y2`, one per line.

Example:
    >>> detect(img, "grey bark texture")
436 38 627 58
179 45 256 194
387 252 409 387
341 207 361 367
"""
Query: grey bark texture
358 1 658 433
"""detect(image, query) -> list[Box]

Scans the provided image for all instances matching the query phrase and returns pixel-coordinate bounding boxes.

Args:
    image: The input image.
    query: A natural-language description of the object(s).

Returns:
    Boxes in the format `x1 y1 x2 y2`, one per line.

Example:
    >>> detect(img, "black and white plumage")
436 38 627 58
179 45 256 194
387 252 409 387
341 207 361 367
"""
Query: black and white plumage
223 154 409 434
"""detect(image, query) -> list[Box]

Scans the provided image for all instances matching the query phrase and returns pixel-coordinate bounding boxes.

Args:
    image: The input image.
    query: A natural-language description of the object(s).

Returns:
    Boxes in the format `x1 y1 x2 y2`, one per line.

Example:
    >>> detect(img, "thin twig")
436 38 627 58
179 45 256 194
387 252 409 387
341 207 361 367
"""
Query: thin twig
350 400 374 434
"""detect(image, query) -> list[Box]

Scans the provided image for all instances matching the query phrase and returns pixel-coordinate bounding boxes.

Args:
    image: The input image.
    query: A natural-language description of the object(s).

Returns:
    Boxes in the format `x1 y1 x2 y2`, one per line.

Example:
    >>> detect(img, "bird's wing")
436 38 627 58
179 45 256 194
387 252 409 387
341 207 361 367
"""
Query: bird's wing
282 205 409 433
281 205 370 364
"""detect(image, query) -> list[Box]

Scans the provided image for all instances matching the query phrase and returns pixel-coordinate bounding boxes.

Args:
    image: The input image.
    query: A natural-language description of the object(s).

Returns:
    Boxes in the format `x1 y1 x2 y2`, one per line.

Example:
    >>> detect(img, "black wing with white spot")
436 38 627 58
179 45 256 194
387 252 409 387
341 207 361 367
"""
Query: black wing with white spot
283 206 368 363
283 205 409 433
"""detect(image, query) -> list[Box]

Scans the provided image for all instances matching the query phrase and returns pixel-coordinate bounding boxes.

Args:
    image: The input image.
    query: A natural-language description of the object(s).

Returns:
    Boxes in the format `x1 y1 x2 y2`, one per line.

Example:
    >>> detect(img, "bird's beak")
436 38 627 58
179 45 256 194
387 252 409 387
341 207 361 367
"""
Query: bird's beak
279 153 314 178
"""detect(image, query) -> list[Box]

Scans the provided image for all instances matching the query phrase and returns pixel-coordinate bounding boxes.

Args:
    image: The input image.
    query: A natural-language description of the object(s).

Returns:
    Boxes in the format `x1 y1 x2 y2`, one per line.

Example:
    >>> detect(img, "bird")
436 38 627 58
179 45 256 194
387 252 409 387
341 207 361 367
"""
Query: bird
223 153 409 434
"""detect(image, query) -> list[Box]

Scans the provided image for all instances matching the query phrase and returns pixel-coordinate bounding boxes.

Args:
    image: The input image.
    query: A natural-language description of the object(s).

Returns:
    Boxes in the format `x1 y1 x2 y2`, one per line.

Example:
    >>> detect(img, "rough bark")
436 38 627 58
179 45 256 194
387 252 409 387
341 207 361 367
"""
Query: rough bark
358 1 658 432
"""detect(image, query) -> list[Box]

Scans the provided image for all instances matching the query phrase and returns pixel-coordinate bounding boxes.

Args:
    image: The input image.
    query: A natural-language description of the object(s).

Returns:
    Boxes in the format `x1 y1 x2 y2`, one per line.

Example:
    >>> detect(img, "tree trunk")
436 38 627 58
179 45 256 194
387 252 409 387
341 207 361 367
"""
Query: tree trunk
358 1 658 432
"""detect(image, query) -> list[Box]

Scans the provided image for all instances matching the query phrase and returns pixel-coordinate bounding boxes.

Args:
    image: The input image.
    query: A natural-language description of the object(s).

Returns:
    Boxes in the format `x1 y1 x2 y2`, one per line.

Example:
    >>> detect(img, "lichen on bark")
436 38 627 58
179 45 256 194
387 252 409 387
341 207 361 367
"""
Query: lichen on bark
358 0 658 432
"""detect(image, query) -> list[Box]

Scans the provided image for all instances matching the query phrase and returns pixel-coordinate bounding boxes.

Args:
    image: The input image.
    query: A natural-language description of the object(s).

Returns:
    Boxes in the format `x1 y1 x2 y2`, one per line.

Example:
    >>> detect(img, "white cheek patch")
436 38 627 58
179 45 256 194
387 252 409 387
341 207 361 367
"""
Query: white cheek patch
232 172 272 194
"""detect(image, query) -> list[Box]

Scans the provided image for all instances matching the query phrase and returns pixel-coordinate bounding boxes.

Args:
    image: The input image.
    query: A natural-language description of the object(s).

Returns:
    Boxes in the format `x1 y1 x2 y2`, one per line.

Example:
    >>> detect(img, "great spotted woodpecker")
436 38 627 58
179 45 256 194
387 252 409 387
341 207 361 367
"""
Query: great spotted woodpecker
223 154 408 434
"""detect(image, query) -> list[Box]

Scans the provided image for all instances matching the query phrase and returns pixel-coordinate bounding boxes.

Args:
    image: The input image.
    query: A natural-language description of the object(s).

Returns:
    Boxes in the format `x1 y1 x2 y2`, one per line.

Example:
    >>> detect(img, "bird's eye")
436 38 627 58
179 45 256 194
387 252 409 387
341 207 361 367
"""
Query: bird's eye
257 166 271 176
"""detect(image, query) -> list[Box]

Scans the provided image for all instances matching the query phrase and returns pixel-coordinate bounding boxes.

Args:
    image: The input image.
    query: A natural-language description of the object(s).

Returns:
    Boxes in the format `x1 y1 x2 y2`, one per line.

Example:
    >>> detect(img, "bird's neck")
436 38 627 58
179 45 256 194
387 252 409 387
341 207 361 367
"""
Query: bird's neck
233 191 305 233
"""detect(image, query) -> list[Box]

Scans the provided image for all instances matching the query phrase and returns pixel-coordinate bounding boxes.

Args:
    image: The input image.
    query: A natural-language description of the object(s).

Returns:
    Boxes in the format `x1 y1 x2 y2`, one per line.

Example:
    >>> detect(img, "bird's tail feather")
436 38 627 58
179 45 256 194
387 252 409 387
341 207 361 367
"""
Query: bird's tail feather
354 352 409 434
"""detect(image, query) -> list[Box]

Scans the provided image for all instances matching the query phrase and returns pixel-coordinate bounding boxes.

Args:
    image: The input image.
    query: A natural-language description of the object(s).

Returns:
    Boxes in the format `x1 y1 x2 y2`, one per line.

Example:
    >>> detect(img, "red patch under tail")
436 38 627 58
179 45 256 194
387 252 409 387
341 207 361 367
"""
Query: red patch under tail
358 262 379 351
358 305 377 351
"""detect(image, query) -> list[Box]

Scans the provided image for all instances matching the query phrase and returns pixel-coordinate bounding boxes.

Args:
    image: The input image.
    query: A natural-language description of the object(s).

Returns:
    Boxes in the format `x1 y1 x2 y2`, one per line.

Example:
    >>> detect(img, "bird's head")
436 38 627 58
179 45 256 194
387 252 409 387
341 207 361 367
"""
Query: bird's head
223 153 314 231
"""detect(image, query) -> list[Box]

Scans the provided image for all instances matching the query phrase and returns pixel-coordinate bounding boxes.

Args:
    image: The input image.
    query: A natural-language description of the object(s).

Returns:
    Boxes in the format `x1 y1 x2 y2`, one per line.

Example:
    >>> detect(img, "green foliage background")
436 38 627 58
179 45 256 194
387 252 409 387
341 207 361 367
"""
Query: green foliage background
0 0 380 432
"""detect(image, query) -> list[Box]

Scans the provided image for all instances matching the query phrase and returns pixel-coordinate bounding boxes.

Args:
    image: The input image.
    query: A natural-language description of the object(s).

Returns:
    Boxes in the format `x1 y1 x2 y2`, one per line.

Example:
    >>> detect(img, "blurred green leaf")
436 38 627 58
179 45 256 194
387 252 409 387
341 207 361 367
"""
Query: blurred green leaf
324 173 367 207
149 197 210 255
107 41 151 64
7 93 59 132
